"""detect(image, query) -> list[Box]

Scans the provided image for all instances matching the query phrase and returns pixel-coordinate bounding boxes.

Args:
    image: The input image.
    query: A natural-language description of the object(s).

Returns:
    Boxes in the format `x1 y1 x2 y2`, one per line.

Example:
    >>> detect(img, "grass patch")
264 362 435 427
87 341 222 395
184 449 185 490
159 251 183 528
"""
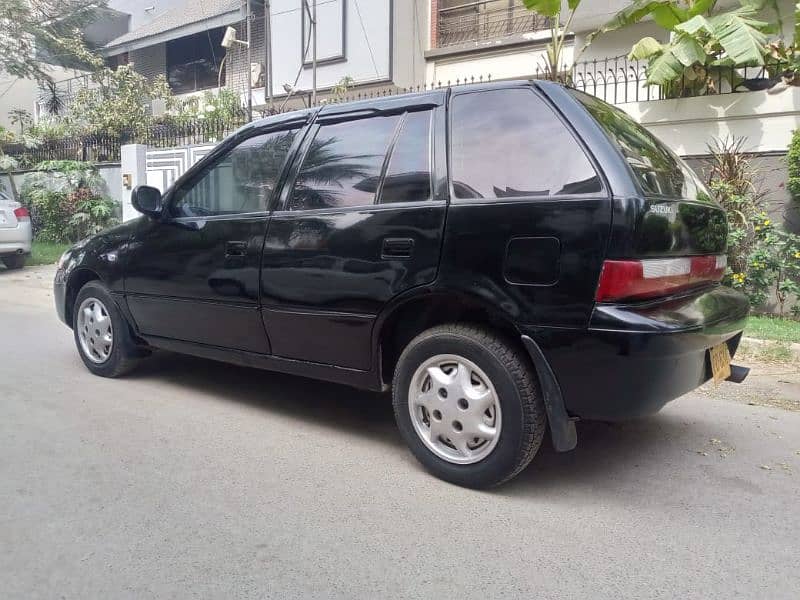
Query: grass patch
745 316 800 343
737 339 797 364
28 241 70 266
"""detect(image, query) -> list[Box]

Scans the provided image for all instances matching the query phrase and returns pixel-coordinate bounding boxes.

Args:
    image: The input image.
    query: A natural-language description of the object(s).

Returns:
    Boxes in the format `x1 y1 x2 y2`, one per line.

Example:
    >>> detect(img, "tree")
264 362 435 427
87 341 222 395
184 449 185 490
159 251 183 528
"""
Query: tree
588 0 781 93
9 108 32 135
522 0 583 81
0 0 105 84
68 65 174 136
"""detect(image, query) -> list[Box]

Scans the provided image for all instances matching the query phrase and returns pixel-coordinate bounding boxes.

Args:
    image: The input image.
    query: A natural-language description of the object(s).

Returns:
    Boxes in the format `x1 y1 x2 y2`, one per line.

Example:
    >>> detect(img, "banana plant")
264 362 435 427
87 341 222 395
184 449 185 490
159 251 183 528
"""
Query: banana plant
763 3 800 87
588 0 781 94
522 0 583 82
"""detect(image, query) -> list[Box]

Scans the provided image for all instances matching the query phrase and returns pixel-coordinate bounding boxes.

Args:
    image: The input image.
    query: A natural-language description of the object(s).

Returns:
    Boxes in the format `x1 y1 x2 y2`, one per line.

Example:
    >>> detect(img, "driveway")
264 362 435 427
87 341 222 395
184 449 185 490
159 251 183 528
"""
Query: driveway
1 266 799 599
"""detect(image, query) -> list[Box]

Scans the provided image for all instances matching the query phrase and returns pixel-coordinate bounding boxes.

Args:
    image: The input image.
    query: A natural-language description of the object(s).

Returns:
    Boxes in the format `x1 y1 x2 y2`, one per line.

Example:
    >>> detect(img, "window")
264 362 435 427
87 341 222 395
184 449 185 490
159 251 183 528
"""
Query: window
172 129 299 218
451 89 602 200
570 90 710 201
437 0 548 48
301 0 345 66
288 115 401 211
379 111 433 204
167 28 225 94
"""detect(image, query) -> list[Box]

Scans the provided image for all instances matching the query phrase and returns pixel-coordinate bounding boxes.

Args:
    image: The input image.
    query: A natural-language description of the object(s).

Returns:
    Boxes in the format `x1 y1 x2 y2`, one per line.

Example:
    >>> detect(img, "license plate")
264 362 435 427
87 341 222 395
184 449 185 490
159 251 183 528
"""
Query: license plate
710 343 732 385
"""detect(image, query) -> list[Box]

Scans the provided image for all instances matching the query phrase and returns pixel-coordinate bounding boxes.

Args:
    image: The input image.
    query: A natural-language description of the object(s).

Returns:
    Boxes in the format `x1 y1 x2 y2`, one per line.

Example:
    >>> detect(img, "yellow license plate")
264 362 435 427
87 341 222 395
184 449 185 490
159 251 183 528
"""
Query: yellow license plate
710 343 732 385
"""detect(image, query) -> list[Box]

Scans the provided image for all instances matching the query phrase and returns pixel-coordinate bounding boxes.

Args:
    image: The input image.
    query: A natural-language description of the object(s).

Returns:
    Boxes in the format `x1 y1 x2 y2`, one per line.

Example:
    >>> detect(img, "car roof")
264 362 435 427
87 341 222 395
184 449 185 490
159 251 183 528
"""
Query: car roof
245 79 553 130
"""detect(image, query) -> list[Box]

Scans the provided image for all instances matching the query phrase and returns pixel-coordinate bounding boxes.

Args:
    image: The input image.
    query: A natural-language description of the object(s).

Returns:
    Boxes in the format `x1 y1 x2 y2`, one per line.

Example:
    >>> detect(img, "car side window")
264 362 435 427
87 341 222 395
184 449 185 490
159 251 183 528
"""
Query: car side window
379 110 433 204
451 89 602 200
172 128 299 218
287 114 401 211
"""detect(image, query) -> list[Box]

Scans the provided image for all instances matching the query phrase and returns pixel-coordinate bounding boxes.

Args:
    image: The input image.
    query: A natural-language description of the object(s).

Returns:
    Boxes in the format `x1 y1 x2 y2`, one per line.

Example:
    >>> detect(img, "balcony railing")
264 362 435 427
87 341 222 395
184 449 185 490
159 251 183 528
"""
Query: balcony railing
437 0 550 48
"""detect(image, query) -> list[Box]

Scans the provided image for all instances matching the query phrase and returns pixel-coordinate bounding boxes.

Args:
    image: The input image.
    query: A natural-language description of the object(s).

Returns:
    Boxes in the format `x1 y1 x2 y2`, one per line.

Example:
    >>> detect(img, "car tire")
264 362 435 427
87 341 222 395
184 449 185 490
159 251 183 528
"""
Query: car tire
2 254 25 269
72 281 142 378
392 324 546 488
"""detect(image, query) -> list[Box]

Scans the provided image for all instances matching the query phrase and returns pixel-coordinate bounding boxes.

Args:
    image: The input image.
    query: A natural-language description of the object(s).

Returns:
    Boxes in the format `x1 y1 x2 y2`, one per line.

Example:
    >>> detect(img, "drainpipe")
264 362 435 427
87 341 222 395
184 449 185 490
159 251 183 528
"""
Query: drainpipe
265 0 273 110
311 0 317 105
245 0 253 121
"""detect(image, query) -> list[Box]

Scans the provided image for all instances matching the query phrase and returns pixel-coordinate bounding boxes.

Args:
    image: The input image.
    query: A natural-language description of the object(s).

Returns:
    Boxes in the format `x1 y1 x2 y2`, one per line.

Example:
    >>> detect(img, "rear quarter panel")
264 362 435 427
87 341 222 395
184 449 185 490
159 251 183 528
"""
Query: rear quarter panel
437 82 635 330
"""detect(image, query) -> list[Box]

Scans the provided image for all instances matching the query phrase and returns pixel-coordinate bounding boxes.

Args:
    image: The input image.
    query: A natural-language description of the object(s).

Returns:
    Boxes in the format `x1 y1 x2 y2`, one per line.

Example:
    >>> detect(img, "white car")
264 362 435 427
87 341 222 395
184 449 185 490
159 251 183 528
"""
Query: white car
0 191 32 270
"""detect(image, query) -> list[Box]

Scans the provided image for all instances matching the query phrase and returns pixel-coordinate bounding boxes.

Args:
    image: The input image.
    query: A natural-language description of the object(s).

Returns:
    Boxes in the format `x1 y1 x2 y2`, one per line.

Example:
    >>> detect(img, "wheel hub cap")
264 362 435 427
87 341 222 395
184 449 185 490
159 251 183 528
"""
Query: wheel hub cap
76 297 113 364
408 354 502 465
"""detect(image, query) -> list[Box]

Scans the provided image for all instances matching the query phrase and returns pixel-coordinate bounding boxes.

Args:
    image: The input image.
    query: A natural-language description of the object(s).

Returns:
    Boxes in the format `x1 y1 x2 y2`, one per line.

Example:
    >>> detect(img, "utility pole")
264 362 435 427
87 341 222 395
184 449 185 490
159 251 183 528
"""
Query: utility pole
245 0 253 121
311 0 317 105
264 0 273 110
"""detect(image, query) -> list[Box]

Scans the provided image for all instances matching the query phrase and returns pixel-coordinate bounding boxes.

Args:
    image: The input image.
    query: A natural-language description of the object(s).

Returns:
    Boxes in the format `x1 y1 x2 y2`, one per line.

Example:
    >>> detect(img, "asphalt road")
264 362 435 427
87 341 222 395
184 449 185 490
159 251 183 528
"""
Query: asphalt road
1 266 799 599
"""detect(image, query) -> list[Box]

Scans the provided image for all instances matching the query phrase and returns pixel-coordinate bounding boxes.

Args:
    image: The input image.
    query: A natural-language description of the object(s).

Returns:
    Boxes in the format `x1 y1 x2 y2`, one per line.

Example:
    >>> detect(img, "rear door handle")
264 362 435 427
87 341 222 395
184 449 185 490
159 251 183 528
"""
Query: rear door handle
381 237 415 259
225 241 248 258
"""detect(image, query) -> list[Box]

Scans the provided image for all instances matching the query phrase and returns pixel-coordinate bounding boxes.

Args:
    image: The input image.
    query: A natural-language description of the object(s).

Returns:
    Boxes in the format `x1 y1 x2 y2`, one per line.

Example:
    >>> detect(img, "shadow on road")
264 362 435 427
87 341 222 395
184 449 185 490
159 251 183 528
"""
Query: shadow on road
130 351 403 449
124 350 698 493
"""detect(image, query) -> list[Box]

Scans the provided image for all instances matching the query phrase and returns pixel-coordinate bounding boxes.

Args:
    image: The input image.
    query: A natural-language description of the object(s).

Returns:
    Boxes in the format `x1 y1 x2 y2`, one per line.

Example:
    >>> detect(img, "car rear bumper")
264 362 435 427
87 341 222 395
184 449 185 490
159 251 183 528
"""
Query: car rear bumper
0 222 33 254
0 241 32 255
527 285 749 421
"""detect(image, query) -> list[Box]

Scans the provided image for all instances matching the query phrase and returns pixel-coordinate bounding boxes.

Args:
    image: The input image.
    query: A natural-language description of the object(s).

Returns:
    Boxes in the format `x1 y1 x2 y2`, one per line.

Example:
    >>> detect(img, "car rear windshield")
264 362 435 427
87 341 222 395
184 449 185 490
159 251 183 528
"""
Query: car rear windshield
569 90 711 201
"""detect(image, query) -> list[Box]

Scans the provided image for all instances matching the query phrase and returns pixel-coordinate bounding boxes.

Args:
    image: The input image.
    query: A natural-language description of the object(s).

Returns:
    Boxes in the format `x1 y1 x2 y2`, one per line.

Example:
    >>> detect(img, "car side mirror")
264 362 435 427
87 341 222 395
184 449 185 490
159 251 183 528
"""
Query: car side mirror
131 185 163 218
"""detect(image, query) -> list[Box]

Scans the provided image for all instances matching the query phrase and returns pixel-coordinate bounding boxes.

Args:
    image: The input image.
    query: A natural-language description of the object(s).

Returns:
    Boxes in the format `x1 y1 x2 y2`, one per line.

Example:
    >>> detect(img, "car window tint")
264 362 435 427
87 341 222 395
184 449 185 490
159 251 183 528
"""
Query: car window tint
288 115 401 211
379 111 433 204
569 90 709 201
172 129 298 218
451 89 602 199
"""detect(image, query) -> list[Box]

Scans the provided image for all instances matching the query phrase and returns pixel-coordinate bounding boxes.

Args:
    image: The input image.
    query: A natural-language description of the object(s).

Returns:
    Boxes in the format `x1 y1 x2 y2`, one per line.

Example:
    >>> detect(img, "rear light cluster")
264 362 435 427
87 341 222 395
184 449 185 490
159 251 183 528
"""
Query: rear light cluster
13 207 30 222
595 255 726 302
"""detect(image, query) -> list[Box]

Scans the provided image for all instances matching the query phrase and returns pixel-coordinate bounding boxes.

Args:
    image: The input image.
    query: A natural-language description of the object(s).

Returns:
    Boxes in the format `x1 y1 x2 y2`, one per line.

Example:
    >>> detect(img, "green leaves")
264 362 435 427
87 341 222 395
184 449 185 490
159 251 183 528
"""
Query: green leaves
629 37 663 60
599 0 778 88
646 51 686 84
671 34 707 66
707 10 770 65
687 0 717 17
521 0 562 17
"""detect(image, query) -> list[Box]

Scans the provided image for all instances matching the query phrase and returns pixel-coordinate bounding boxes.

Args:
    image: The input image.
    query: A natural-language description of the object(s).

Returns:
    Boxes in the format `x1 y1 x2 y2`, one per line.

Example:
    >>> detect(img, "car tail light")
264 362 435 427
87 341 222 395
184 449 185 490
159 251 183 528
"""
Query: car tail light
595 255 726 302
13 207 30 222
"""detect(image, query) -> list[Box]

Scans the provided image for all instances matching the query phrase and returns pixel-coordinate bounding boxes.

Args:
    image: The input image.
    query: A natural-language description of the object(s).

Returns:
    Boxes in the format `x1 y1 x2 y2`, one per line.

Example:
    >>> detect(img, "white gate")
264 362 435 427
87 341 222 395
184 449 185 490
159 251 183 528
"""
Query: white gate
145 144 216 193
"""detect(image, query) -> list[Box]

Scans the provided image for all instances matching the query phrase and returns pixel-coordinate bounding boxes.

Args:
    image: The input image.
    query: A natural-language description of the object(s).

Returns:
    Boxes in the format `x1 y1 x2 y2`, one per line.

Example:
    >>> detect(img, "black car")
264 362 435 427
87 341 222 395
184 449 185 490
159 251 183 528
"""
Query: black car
55 81 749 488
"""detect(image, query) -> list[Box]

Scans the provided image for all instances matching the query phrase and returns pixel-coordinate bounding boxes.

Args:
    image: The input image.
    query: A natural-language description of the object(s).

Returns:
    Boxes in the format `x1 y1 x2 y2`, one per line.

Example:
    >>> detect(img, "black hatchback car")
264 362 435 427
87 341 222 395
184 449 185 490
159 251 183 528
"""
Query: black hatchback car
55 81 749 488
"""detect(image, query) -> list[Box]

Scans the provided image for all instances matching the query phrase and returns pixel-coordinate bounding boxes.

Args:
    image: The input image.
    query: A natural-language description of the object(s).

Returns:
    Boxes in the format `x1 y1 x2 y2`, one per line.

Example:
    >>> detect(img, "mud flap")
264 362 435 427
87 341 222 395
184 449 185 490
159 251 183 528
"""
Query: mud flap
521 335 577 452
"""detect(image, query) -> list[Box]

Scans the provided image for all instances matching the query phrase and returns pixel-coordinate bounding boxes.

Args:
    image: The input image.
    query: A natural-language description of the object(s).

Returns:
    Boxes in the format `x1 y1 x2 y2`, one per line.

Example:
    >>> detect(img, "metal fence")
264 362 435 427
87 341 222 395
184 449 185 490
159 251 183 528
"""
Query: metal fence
2 57 790 167
137 110 250 149
0 109 250 167
568 55 790 104
437 0 550 48
0 134 124 167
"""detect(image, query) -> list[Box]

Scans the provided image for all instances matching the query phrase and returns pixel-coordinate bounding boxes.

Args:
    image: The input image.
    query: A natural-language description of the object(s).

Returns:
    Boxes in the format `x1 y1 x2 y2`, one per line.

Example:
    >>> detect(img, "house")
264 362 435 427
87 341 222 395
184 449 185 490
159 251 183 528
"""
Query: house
97 0 426 111
0 2 136 131
422 0 799 222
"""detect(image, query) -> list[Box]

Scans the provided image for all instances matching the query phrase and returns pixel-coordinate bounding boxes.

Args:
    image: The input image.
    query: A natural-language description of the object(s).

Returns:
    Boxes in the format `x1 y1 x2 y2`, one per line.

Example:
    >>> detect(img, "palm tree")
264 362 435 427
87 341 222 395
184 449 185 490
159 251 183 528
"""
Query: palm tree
233 131 375 210
38 80 67 117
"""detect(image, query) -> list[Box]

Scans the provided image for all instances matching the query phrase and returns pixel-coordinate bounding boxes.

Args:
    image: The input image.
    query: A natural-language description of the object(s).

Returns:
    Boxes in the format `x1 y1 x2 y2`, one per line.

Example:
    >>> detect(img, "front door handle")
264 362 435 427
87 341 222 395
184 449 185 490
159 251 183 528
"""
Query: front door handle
381 237 415 259
225 241 248 258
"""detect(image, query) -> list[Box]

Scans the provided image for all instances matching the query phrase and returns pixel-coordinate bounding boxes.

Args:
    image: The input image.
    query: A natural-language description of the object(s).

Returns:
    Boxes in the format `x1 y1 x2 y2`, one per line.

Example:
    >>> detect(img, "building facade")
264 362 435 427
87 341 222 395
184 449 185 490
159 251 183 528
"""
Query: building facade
98 0 426 111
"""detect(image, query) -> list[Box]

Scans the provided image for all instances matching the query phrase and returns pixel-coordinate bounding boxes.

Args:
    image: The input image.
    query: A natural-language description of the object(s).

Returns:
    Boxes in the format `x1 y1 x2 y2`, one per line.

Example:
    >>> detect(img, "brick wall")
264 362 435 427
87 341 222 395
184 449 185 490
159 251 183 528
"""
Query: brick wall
430 0 438 49
129 43 167 82
227 18 266 95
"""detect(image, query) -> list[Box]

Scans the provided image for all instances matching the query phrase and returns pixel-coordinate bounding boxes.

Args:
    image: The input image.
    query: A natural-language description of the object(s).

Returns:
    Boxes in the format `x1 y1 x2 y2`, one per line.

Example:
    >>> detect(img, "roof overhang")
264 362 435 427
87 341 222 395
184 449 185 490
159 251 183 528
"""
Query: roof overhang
102 10 242 56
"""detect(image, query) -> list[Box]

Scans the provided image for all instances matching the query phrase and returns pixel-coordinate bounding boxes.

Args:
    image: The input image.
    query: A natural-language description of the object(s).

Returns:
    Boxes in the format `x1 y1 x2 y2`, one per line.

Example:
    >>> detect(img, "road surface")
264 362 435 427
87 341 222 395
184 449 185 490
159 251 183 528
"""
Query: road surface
1 265 798 599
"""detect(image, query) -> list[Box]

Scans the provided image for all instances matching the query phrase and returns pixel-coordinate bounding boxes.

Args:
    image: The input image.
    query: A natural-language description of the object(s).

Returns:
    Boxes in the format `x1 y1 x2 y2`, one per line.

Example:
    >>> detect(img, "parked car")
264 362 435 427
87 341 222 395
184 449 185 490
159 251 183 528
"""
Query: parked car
54 81 750 488
0 190 32 270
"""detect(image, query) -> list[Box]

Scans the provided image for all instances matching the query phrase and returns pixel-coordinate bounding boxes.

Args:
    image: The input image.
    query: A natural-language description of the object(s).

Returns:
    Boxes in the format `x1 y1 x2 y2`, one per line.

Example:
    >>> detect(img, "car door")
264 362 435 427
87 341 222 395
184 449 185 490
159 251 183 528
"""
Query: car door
260 96 448 370
124 123 305 353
